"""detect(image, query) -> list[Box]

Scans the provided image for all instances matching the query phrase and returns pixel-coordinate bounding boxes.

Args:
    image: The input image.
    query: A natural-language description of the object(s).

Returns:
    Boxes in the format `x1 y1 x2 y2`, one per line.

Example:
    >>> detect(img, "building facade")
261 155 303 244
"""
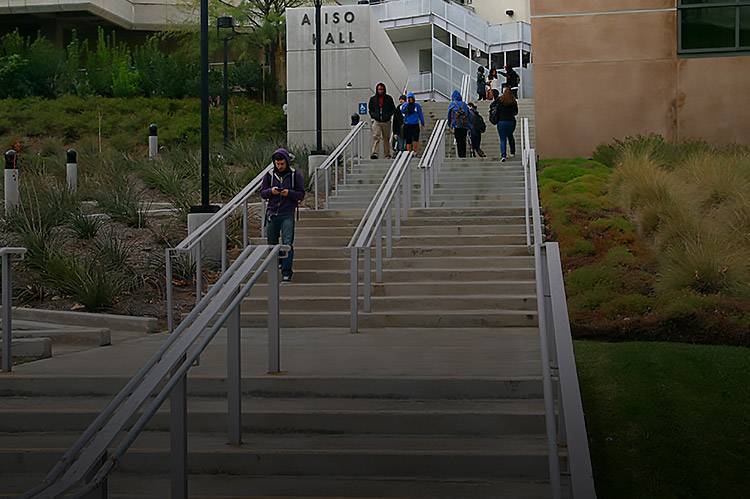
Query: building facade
531 0 750 157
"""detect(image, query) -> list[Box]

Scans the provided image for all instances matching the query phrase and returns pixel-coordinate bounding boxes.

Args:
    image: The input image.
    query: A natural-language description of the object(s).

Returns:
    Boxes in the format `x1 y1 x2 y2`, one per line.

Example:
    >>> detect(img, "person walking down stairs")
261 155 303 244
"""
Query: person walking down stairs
392 94 407 153
368 82 397 160
447 90 472 159
489 87 518 162
467 101 486 158
260 148 305 282
400 92 425 154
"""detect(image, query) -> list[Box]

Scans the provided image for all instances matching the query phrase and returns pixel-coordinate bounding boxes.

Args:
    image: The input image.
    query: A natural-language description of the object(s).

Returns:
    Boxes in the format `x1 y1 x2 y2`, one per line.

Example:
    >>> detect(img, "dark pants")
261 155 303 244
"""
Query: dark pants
497 120 516 158
454 128 468 158
266 214 295 276
470 131 482 153
477 88 485 101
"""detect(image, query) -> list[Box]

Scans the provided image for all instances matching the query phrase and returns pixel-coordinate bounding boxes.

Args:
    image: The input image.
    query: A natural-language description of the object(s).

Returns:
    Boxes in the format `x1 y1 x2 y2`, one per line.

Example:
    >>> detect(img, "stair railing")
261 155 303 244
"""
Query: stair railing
165 162 274 332
313 120 367 210
24 244 289 499
528 150 597 499
347 151 414 333
522 117 532 247
419 119 448 207
1 246 26 373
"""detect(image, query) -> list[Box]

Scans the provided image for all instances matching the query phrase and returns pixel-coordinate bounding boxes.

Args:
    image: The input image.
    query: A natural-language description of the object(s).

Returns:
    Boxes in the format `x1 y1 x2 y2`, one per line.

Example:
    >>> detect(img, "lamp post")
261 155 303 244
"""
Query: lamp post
217 15 235 149
313 0 324 154
198 0 210 210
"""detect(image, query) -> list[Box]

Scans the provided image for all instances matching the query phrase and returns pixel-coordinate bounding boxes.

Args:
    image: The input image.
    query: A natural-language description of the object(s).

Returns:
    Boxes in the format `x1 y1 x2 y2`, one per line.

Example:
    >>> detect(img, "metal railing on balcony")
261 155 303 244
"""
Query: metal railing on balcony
313 121 367 210
24 244 289 499
347 151 414 333
0 246 26 373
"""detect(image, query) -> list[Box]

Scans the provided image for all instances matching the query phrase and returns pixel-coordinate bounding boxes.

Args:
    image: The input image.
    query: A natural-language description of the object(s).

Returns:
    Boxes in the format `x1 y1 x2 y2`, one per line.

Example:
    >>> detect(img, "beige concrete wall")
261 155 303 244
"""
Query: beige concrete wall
530 0 750 157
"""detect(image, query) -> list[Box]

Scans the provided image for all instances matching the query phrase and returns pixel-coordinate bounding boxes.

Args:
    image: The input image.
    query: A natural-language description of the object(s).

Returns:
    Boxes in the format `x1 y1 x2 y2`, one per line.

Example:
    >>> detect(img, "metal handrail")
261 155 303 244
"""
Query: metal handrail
1 246 26 373
544 241 597 499
165 162 274 331
419 119 448 208
459 73 470 101
348 151 414 333
25 244 288 499
522 118 531 247
313 121 367 210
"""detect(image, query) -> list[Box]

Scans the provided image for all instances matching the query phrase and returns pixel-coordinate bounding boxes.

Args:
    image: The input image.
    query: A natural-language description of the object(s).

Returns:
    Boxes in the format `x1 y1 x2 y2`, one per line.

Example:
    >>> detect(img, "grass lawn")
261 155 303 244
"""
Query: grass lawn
575 340 750 498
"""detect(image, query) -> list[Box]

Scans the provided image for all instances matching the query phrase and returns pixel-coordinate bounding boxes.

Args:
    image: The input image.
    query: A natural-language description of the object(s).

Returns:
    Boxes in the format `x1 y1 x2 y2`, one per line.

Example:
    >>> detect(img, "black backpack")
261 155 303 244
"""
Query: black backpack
489 101 500 125
473 111 487 134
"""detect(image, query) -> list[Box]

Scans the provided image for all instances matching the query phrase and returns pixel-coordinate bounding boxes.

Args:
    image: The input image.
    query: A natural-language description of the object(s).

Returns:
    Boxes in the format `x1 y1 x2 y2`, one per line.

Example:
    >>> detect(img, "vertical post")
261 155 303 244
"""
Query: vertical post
385 205 393 258
324 167 329 209
170 373 188 499
242 201 249 248
421 166 428 208
349 247 358 333
404 163 412 218
394 188 401 238
2 254 11 373
314 0 323 153
334 156 339 193
166 250 174 333
148 124 158 160
375 223 383 282
200 0 210 209
66 149 78 192
227 294 242 445
195 242 203 305
267 251 280 374
220 222 227 274
314 169 319 210
223 37 230 149
4 150 19 216
363 247 372 312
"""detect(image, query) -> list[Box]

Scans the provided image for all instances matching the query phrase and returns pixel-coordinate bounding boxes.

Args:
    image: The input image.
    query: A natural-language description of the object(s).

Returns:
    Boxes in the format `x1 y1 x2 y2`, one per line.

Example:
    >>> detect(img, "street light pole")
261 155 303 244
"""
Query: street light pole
199 0 210 209
314 0 324 154
223 37 229 149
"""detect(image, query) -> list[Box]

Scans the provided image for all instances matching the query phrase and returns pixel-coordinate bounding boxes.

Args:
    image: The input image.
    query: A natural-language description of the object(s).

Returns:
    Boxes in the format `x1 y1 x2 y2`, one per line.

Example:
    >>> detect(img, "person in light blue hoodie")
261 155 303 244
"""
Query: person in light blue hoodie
399 92 425 154
447 90 473 158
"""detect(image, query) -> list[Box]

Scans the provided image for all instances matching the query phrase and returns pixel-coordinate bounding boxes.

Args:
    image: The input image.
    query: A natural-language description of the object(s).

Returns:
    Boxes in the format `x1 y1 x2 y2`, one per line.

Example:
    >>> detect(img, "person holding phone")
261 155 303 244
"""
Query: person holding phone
260 148 305 282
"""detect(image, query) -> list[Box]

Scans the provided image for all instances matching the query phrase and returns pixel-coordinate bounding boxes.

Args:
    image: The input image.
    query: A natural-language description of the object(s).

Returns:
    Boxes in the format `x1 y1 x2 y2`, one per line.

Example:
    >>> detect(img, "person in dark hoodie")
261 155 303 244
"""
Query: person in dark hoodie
260 148 305 282
447 90 473 159
392 94 407 153
368 82 396 160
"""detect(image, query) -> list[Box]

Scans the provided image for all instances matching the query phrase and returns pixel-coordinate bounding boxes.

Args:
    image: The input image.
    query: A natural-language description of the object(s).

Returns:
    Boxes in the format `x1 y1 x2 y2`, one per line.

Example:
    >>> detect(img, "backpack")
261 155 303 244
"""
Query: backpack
489 101 500 125
473 111 487 134
454 104 469 129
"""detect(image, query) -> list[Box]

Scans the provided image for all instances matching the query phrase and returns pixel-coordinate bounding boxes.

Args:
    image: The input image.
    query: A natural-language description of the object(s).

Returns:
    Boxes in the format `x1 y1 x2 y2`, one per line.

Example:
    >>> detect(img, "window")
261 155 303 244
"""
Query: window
419 49 432 74
679 0 750 53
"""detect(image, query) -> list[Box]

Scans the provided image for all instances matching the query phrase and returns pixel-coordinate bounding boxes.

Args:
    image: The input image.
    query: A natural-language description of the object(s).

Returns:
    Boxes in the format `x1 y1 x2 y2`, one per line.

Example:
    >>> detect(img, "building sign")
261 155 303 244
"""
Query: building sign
301 10 357 45
358 102 368 115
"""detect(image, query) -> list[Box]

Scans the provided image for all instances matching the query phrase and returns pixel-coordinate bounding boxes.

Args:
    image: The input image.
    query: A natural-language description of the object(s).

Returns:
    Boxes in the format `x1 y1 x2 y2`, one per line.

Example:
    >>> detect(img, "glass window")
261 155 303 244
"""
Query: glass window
679 1 750 53
505 50 520 68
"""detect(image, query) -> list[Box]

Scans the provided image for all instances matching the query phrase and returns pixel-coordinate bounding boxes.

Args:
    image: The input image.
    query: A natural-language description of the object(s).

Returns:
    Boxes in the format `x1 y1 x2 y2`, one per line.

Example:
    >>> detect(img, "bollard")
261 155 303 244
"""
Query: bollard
148 123 158 159
66 148 78 192
4 150 19 216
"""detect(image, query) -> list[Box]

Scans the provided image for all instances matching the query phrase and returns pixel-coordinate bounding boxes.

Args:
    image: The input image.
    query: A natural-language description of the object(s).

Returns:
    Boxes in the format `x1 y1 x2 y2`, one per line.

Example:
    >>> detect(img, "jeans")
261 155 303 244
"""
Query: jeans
470 131 482 153
497 120 516 158
266 214 295 276
454 128 468 158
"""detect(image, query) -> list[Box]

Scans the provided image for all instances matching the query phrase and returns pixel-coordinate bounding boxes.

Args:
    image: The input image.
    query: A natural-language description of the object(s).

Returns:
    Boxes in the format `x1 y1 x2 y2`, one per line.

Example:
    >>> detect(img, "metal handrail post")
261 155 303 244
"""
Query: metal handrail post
166 250 174 333
170 373 188 499
227 295 241 445
404 164 412 218
195 242 203 305
350 248 359 333
314 169 319 210
375 224 383 281
363 247 372 312
324 167 330 209
242 201 249 248
386 205 393 258
1 253 11 372
267 253 280 374
421 166 428 208
221 223 227 273
334 156 339 193
395 187 401 238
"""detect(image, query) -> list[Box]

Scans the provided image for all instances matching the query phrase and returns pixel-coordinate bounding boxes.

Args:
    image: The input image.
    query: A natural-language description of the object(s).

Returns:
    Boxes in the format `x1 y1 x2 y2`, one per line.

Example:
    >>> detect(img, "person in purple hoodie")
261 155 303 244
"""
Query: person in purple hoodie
260 148 305 281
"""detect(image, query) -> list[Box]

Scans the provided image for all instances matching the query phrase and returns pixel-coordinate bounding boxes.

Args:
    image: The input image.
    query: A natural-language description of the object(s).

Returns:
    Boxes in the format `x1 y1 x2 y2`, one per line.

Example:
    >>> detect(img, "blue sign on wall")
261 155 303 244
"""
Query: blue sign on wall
358 102 368 115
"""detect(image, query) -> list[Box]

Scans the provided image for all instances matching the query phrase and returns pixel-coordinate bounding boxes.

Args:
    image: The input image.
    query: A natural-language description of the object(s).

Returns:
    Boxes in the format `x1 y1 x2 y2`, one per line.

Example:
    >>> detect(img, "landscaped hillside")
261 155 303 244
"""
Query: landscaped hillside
539 136 750 346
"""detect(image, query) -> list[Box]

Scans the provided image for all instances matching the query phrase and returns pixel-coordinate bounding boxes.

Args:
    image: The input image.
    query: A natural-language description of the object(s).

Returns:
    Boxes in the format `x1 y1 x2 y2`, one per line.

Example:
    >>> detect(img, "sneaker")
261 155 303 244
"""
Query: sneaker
477 149 486 158
501 157 507 162
370 154 378 160
282 274 293 282
510 153 516 158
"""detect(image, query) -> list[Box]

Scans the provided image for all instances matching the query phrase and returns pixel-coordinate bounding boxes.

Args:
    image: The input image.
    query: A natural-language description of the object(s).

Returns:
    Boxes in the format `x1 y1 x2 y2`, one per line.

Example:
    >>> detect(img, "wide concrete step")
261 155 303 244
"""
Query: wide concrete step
0 396 546 435
240 309 538 328
402 215 527 226
0 431 557 479
299 209 364 219
429 200 525 208
243 294 536 313
297 224 527 240
287 245 530 258
249 280 536 297
252 267 534 284
294 255 533 270
2 472 564 499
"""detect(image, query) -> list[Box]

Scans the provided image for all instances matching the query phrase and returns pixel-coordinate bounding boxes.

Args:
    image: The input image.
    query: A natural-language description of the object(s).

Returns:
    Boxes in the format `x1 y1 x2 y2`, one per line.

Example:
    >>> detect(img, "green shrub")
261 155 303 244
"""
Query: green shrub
95 182 150 228
68 210 104 239
95 231 134 272
71 260 128 311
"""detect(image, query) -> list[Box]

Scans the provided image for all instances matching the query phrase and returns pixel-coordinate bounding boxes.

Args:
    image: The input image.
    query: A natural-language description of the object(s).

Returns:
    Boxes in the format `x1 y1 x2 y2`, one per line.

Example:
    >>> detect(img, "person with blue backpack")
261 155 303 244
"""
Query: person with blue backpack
447 90 473 158
260 148 305 282
400 92 425 154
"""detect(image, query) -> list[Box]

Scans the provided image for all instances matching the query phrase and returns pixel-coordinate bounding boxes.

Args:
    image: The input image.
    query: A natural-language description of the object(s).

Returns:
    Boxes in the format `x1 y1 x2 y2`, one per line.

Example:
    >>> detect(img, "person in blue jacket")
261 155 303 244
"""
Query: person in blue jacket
260 148 305 282
447 90 473 158
399 92 425 154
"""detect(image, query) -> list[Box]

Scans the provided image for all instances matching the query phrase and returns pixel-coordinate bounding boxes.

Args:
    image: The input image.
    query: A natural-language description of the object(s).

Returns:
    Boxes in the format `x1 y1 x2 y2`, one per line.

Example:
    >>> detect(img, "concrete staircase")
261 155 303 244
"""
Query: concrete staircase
0 153 560 497
420 99 535 159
